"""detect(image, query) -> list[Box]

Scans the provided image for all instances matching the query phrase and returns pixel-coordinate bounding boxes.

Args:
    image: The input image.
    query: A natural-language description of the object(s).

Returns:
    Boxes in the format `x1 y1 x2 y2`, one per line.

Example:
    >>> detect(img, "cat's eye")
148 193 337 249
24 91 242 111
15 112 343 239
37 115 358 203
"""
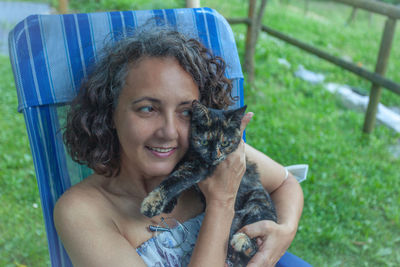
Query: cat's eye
200 140 208 146
221 140 229 147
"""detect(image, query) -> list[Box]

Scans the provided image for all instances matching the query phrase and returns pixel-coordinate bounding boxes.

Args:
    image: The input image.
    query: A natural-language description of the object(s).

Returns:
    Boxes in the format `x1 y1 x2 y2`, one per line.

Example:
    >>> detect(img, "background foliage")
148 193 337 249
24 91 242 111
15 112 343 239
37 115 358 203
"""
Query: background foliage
1 0 399 266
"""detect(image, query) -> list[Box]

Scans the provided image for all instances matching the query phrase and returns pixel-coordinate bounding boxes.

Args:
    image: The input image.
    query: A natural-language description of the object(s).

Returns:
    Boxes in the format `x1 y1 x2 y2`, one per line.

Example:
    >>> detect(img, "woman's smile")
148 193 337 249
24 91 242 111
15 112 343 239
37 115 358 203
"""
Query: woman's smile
146 146 177 158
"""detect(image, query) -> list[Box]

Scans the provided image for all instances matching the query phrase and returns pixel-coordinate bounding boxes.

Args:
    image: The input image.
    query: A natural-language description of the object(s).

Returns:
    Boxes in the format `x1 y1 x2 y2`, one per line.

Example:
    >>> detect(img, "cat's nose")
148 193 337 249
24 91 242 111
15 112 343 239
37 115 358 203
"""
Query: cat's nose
216 148 221 158
211 149 222 162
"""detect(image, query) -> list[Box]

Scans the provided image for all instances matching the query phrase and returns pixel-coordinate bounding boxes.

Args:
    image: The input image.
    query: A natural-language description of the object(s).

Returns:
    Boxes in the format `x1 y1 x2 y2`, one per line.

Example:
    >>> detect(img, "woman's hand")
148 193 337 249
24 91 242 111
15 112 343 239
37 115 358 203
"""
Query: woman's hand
197 112 254 207
239 220 296 267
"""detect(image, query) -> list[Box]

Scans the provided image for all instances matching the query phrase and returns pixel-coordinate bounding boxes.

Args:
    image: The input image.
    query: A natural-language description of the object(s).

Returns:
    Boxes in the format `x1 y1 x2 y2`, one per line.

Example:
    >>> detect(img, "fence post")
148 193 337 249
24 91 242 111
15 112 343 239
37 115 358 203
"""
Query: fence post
186 0 200 8
244 0 256 75
346 7 358 25
244 0 268 87
363 17 397 133
304 0 309 15
59 0 68 14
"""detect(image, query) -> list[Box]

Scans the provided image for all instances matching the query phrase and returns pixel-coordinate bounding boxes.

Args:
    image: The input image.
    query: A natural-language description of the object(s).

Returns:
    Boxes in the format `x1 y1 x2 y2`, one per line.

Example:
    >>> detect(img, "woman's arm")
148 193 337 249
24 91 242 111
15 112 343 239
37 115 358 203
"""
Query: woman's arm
188 200 235 266
243 144 304 266
245 144 304 227
270 173 304 238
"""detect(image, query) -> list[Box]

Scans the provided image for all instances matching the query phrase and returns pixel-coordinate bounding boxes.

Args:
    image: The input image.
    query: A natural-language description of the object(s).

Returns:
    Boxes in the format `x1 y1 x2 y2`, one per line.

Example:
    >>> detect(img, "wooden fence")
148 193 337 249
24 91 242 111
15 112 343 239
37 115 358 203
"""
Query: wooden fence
228 0 400 133
57 0 398 133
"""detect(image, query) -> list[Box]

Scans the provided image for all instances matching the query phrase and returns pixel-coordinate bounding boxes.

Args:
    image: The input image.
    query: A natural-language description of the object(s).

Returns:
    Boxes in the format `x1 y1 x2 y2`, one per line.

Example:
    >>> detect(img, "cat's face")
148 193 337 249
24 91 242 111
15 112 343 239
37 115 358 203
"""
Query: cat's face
190 101 246 165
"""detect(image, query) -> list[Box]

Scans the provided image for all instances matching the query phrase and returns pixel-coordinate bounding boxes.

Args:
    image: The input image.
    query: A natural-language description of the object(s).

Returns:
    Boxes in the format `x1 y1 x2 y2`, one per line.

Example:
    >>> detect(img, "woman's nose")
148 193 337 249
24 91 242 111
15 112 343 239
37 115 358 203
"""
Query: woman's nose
156 114 179 140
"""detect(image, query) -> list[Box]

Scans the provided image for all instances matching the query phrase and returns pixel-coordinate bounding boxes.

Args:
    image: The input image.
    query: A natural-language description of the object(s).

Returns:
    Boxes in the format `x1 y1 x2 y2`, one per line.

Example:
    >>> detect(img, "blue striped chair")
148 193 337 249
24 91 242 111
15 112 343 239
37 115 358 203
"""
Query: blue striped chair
9 8 243 266
9 7 310 267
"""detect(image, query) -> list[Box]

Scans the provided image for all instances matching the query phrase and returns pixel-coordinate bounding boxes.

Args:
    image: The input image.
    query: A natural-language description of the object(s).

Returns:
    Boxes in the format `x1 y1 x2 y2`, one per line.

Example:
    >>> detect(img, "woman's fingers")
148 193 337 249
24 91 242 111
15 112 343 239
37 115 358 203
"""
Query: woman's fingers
238 220 292 267
240 112 254 136
239 220 273 239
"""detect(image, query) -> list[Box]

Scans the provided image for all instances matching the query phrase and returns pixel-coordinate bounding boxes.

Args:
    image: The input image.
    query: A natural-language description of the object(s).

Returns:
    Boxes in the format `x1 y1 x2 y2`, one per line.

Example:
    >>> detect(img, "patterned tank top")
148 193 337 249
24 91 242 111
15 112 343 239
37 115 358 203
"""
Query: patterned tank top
136 213 205 267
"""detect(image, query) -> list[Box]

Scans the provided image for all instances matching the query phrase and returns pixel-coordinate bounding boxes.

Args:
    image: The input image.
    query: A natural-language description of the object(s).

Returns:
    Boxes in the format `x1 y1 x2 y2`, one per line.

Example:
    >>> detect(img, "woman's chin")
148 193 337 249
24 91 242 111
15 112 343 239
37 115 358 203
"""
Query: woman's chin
144 164 175 178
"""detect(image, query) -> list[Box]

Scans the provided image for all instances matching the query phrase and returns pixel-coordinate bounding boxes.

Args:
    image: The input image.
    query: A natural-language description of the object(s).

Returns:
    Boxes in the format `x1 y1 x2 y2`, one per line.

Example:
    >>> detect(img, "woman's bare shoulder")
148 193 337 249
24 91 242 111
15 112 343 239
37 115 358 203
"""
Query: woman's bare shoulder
53 175 147 266
54 174 108 218
53 174 114 239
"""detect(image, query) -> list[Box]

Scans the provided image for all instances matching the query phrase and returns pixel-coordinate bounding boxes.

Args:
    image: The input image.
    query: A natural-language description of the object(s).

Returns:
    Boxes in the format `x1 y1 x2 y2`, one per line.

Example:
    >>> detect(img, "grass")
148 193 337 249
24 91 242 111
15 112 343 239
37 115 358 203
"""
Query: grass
213 1 400 265
0 57 49 266
1 0 400 266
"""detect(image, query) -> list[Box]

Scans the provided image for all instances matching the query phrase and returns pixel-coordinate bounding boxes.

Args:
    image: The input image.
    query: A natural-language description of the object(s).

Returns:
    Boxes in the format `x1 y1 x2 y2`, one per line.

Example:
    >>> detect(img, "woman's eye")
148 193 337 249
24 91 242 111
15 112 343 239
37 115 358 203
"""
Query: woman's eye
138 106 154 113
182 109 192 117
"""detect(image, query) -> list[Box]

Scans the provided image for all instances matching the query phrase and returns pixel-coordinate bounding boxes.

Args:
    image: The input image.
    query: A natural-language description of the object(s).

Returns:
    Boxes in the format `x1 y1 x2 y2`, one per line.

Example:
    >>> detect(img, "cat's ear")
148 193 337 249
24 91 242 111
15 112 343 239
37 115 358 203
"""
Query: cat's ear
192 100 211 126
225 105 247 128
226 105 247 118
236 105 247 116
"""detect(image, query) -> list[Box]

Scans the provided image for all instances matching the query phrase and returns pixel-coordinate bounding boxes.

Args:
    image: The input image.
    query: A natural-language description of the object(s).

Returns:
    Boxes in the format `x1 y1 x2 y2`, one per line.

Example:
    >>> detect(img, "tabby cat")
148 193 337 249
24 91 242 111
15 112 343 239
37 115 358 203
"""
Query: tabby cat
141 100 277 265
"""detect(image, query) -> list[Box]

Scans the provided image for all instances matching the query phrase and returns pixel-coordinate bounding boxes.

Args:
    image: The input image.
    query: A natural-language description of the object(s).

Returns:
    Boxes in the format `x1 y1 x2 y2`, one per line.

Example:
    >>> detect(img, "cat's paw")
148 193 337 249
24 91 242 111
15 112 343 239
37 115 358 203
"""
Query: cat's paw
163 197 178 214
140 189 166 218
230 232 257 257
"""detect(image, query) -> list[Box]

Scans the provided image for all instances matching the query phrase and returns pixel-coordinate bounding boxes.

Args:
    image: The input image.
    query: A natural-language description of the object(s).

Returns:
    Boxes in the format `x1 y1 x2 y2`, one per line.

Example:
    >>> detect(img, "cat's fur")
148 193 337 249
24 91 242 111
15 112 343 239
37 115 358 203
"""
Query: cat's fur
141 100 277 265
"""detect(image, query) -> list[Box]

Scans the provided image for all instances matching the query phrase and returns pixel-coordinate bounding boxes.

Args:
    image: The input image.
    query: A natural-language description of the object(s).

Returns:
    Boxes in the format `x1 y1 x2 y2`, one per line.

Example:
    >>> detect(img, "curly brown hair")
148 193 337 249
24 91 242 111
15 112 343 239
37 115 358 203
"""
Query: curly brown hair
64 28 237 177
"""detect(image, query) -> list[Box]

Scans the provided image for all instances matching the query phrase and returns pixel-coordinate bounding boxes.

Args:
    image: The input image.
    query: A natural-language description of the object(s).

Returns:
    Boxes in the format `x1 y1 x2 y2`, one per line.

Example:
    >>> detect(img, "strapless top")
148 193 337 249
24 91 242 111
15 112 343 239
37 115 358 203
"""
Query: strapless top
136 213 205 267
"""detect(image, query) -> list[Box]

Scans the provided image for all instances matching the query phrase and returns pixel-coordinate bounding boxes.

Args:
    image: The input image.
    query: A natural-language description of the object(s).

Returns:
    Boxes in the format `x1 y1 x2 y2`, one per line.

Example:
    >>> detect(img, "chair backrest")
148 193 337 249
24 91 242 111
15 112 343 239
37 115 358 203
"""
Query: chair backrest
9 8 244 266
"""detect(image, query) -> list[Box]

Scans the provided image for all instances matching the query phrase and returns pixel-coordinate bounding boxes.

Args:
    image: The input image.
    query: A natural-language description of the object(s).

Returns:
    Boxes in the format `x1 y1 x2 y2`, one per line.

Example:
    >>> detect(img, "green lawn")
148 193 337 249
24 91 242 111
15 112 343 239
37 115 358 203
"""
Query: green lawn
0 57 49 266
1 0 399 266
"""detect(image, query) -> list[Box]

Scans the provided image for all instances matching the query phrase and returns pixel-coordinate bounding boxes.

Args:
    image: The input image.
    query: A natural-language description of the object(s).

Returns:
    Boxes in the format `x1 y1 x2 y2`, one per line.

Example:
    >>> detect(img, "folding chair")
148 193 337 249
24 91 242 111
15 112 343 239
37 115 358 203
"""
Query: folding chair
9 7 310 267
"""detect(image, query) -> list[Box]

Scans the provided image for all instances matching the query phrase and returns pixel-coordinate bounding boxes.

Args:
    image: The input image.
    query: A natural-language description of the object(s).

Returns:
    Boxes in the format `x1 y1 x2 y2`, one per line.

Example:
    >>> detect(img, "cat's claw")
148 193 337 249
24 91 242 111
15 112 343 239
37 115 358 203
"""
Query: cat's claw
140 189 166 218
230 232 257 257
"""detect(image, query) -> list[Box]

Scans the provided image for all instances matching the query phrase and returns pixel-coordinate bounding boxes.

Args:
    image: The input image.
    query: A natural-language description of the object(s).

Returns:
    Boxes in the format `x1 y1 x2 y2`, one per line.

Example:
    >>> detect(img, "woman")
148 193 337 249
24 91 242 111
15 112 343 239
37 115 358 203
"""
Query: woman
54 28 304 266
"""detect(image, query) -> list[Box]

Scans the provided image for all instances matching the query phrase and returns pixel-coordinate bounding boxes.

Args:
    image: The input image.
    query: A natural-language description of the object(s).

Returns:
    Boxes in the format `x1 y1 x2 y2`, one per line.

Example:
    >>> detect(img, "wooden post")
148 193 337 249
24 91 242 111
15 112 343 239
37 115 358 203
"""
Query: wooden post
363 17 397 133
59 0 68 14
346 7 358 25
244 0 256 74
346 2 376 26
304 0 309 15
186 0 200 8
244 0 268 87
334 0 400 20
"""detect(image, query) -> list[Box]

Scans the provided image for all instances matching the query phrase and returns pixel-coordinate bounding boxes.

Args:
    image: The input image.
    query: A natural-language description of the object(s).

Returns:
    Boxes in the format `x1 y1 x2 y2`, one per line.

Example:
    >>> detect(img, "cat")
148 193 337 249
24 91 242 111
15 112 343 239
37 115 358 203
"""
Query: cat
141 100 277 265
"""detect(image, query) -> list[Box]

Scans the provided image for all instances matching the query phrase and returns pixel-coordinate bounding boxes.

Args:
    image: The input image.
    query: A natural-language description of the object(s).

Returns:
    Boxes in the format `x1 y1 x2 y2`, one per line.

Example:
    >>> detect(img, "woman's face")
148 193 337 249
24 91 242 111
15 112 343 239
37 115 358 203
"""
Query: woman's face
113 57 199 179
